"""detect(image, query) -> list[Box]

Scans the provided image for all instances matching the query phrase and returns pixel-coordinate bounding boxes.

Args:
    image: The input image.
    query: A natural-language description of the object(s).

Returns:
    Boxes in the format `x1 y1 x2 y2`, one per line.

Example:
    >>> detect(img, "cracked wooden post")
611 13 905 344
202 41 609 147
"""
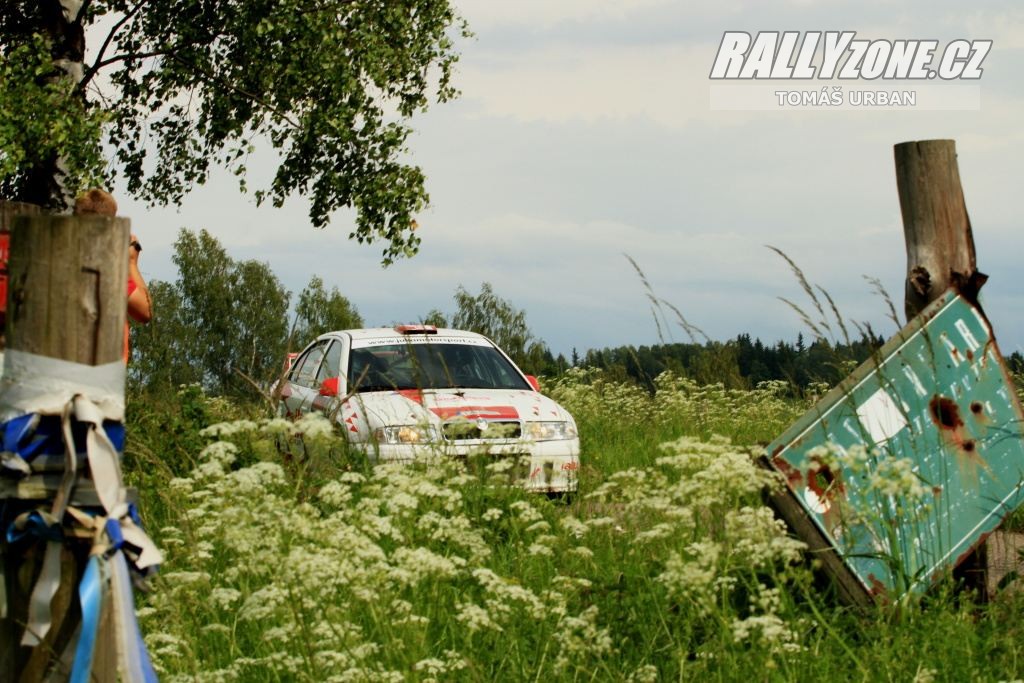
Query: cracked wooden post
0 210 128 681
894 139 985 321
894 139 992 596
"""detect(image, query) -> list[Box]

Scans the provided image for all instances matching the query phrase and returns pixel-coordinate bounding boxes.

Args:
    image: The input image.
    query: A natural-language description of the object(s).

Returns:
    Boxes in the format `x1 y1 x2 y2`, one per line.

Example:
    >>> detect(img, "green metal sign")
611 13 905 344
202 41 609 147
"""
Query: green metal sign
767 289 1024 599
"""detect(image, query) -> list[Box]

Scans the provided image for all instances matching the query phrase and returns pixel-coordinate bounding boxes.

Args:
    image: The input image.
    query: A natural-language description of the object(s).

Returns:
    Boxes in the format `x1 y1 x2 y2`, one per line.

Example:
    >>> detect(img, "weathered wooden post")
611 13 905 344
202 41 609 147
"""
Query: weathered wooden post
6 215 128 364
894 139 983 589
894 139 1020 598
0 207 128 680
894 139 986 320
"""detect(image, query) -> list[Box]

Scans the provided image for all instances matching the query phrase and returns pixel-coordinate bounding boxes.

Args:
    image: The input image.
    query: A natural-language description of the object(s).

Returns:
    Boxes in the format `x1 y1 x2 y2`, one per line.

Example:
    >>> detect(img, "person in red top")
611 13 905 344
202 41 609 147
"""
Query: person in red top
74 189 152 361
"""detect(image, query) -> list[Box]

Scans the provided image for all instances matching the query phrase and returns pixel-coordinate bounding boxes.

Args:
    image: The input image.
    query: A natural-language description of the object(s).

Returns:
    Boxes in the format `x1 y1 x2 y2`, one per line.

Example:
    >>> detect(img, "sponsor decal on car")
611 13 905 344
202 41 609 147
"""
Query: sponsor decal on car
352 336 491 348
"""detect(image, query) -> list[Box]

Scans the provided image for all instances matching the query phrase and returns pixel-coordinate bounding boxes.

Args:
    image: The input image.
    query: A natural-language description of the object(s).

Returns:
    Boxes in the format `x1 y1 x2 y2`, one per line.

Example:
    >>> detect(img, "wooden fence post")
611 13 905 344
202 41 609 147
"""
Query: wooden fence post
0 208 128 681
893 139 985 321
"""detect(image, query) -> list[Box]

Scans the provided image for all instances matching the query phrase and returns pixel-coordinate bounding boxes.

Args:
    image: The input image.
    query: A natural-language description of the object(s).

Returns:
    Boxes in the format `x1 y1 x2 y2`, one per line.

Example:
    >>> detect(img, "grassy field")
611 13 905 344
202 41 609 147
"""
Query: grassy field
124 373 1024 682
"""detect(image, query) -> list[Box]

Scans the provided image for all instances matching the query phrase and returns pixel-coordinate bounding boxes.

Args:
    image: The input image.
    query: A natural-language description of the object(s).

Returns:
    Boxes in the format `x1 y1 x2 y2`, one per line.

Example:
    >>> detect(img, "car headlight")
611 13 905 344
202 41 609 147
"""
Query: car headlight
525 421 577 441
373 425 439 445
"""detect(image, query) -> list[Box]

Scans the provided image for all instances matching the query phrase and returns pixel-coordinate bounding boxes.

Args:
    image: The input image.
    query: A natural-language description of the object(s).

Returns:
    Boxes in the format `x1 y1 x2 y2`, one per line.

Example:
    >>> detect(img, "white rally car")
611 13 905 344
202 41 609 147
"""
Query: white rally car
278 325 580 493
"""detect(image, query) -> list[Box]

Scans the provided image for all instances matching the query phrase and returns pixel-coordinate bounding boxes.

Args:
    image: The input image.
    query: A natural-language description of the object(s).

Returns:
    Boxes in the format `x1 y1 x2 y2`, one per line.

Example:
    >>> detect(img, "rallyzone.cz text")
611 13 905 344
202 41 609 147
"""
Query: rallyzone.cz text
710 32 992 80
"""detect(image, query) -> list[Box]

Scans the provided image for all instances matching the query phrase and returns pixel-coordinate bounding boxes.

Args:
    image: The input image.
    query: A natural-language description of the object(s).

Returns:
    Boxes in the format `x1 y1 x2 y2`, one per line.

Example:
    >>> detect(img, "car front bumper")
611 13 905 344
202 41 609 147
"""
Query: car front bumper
364 438 580 494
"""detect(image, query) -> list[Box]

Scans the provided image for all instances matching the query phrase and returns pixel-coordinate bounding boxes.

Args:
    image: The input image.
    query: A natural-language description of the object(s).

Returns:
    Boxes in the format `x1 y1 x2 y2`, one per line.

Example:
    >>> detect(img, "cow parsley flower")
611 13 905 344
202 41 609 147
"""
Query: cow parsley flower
482 507 503 522
455 602 502 632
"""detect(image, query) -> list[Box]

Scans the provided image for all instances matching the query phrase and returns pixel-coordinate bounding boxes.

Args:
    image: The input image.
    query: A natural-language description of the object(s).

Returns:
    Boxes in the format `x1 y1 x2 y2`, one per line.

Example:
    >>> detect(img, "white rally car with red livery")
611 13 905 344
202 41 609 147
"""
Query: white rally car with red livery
278 325 580 493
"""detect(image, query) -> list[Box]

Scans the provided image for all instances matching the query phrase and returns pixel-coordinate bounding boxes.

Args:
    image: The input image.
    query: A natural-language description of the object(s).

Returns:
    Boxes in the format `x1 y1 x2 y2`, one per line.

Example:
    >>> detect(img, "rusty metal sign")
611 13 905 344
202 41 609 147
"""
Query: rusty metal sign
766 289 1024 600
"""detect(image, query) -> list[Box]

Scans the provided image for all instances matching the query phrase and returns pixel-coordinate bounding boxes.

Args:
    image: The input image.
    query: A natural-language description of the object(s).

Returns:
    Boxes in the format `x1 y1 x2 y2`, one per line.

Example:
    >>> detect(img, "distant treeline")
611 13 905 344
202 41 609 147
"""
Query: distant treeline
534 335 1024 395
528 332 888 393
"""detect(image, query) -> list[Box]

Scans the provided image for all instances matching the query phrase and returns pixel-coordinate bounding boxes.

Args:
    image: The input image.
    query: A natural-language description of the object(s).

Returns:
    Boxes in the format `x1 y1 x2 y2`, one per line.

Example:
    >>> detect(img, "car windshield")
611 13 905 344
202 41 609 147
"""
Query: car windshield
347 341 531 392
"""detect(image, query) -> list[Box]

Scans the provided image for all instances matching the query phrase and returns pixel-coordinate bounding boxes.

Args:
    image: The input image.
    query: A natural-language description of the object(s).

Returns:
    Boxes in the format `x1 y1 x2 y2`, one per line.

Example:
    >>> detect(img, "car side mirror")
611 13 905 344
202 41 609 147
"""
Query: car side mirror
525 375 540 392
319 376 340 397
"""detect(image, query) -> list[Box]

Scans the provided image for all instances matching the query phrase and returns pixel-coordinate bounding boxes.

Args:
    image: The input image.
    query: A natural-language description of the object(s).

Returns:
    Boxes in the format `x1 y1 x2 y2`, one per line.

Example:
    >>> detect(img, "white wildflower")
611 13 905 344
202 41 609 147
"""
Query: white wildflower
527 543 554 557
210 587 241 609
199 440 239 466
628 665 660 683
319 480 353 507
200 420 257 438
412 658 446 676
657 542 719 611
259 418 294 436
295 413 335 439
509 500 544 524
553 605 613 673
568 546 594 560
339 471 366 485
238 585 288 622
559 515 589 539
585 516 616 530
390 547 466 586
731 614 801 653
455 602 502 632
868 456 929 499
913 666 938 683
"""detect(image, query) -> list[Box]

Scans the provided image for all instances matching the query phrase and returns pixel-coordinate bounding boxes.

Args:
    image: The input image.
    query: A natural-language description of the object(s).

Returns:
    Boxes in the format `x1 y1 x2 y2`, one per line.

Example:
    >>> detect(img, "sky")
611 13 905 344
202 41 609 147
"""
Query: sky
111 1 1024 359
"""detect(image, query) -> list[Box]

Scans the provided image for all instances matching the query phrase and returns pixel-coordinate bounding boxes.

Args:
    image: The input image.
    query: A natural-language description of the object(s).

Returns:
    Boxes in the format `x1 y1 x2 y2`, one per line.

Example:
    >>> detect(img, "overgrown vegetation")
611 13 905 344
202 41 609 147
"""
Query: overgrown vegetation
125 372 1024 682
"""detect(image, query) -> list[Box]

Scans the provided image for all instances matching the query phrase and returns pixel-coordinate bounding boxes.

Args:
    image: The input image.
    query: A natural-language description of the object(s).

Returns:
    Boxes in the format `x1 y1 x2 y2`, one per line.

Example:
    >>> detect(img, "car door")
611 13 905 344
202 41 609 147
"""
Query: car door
310 339 343 415
281 340 329 418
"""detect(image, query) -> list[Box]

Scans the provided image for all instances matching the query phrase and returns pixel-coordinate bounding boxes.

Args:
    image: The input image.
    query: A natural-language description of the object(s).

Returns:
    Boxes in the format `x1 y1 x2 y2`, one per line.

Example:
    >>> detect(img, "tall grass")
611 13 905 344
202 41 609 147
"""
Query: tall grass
124 376 1024 682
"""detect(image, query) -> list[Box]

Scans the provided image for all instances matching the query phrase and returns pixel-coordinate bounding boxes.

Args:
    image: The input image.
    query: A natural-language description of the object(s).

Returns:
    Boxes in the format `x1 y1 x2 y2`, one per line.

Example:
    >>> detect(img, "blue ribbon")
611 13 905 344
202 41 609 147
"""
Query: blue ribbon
5 510 63 544
105 518 125 555
0 413 126 467
70 556 103 683
2 411 154 679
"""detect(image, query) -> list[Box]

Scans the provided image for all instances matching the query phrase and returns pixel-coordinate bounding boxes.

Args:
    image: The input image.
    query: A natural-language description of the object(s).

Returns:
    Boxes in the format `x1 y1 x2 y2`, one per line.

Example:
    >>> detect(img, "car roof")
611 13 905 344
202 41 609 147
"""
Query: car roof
319 327 493 343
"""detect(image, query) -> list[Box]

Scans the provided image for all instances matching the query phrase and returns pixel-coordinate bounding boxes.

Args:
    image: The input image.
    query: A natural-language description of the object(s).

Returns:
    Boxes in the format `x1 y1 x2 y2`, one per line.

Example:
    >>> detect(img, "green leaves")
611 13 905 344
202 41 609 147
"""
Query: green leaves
130 228 291 396
293 275 364 348
450 282 555 374
0 34 107 204
2 0 468 263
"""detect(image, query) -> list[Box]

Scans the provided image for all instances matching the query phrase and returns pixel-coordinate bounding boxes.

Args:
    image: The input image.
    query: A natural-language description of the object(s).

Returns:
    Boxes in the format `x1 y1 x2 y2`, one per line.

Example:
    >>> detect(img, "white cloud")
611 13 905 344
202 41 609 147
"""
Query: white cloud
456 42 731 129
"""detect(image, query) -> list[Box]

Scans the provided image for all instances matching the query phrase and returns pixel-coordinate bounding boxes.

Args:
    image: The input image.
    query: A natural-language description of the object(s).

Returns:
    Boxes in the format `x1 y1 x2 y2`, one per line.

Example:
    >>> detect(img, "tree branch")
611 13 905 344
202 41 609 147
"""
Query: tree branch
166 52 303 130
92 48 177 70
80 0 152 89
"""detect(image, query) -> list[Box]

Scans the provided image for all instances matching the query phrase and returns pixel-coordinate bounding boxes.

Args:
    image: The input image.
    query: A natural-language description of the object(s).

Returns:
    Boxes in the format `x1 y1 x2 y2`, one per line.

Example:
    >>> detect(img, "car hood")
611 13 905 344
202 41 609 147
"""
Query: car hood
346 387 574 429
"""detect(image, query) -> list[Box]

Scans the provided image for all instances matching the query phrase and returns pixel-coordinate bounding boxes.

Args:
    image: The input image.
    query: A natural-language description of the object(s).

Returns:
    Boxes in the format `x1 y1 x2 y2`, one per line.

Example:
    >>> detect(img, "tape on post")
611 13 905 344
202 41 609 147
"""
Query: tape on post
0 350 125 423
